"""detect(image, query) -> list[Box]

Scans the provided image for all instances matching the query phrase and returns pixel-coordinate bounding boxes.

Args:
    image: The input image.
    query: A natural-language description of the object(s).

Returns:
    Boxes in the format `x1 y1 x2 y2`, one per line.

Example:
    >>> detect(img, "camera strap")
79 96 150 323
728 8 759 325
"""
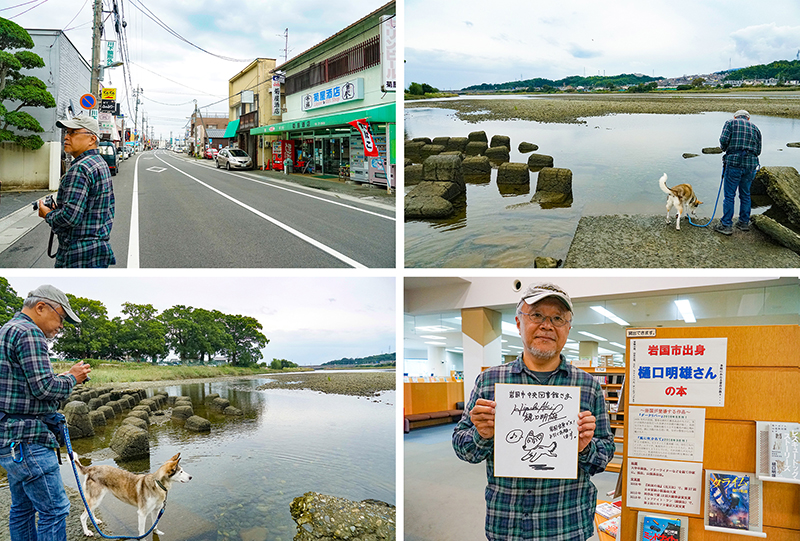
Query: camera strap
47 230 57 259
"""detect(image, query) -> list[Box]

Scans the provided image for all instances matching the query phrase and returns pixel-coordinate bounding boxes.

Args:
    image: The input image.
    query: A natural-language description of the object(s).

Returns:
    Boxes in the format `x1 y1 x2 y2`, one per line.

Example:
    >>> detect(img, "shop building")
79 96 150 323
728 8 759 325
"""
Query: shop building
225 58 279 169
250 1 396 185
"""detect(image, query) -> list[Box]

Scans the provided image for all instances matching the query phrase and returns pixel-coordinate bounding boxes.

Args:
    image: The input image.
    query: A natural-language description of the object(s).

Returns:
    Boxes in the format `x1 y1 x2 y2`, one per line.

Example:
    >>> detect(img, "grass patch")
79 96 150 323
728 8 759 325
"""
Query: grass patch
51 360 310 385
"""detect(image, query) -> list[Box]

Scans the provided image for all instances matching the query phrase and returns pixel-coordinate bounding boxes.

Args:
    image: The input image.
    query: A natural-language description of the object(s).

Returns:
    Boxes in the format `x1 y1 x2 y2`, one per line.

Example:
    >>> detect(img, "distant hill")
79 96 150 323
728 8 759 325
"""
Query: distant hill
321 352 396 366
725 59 800 82
462 73 660 92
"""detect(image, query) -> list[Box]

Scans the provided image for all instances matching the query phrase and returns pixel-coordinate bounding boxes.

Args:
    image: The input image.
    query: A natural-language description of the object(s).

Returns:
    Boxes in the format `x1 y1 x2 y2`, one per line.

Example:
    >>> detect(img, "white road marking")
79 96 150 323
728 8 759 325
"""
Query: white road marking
127 154 142 268
151 153 367 268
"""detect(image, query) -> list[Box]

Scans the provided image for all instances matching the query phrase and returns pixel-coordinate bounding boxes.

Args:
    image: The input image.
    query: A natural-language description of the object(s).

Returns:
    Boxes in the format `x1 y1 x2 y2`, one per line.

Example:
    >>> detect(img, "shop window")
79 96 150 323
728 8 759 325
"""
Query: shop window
285 36 380 95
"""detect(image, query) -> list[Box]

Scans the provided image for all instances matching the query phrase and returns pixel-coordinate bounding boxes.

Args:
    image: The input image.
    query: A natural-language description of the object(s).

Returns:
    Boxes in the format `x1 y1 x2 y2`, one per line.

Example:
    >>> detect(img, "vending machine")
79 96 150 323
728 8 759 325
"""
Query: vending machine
272 140 295 171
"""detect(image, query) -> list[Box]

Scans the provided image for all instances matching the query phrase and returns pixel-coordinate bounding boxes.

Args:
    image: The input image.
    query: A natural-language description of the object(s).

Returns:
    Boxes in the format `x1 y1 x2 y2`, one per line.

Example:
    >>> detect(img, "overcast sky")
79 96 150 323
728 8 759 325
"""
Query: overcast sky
3 275 395 366
4 0 389 140
405 0 800 90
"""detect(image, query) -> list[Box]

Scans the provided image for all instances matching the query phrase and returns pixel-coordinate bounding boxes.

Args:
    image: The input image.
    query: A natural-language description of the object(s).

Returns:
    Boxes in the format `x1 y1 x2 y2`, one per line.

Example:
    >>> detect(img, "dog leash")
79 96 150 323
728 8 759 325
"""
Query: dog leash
62 423 168 540
688 166 725 228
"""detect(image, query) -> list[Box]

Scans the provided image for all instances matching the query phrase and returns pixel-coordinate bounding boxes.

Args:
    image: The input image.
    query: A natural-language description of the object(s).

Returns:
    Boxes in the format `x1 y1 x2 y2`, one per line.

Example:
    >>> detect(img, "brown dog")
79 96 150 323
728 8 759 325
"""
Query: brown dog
74 453 192 537
659 173 703 230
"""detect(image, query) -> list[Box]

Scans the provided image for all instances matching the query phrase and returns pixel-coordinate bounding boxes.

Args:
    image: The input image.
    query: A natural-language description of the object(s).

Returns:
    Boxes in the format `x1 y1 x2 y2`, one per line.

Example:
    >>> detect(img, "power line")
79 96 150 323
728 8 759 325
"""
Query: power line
0 0 39 12
6 0 50 19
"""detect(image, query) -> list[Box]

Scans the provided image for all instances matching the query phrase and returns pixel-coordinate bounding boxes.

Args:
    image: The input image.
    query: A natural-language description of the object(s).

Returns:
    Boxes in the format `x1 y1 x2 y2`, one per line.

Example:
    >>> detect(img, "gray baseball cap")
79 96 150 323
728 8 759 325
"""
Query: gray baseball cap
28 285 81 324
517 282 573 313
733 109 750 119
56 115 100 138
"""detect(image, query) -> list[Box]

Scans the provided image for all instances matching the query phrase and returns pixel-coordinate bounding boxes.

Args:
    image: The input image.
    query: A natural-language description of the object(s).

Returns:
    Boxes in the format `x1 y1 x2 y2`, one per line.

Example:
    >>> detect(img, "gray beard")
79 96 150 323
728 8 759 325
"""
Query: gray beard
525 343 558 361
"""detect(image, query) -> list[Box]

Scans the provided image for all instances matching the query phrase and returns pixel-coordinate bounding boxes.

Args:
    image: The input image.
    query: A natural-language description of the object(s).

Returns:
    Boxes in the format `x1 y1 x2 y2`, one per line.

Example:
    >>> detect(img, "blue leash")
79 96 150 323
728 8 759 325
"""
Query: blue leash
63 424 167 540
687 168 724 228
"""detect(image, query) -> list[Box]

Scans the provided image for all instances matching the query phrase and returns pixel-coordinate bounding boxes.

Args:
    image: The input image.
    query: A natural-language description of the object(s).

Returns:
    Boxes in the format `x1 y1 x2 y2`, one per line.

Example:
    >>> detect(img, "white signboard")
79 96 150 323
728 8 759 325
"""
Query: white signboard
629 338 727 407
494 383 579 479
271 76 281 117
627 458 703 514
98 112 114 135
627 328 656 338
380 15 396 92
628 406 706 462
301 78 364 111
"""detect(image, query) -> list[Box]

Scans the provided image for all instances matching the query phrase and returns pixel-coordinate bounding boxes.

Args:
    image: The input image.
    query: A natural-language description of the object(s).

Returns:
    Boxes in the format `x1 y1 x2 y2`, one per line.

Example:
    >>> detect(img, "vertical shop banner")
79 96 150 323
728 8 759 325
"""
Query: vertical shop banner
348 119 379 157
493 383 579 479
380 14 396 92
272 76 282 117
627 458 703 514
630 338 727 407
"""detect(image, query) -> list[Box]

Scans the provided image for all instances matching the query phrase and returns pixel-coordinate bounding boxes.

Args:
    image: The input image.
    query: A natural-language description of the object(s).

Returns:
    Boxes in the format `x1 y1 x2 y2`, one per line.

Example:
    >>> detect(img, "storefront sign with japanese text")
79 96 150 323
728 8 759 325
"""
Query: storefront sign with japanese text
494 383 579 479
272 76 282 117
380 15 396 92
628 406 705 462
627 458 703 514
630 338 727 407
301 78 364 111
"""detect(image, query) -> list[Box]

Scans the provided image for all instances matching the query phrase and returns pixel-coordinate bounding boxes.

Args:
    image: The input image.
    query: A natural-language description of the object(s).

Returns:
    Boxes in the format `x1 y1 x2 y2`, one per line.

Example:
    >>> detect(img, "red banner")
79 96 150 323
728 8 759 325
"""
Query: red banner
348 119 379 157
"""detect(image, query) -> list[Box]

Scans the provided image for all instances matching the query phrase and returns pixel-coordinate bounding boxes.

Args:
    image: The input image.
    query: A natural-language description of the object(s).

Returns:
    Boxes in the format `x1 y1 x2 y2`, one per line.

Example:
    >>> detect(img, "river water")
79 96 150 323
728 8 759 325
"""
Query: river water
405 105 800 267
48 376 395 541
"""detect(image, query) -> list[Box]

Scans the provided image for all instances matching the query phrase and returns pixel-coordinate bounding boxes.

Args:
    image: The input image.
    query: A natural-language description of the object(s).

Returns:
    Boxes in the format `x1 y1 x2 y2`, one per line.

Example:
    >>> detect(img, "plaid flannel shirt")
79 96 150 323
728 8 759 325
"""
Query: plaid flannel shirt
453 354 615 541
0 313 76 448
44 148 116 268
719 117 762 170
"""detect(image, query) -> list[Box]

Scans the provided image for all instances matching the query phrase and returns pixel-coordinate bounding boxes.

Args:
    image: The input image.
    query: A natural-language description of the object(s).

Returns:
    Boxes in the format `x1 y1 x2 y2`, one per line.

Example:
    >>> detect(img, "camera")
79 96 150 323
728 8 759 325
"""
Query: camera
32 195 56 211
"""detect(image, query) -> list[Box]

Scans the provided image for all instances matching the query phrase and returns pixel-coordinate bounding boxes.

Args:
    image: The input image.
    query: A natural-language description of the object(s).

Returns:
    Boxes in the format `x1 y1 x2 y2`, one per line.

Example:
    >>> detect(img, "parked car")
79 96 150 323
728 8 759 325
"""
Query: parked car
121 146 132 159
204 148 219 160
216 148 253 170
98 141 119 175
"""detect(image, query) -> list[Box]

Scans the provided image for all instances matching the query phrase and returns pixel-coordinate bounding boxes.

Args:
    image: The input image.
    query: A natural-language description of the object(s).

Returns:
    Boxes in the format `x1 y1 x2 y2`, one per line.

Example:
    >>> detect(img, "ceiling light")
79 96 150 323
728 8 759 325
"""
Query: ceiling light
577 331 608 341
424 341 446 346
446 348 463 354
501 321 518 334
674 299 696 323
416 325 454 332
590 306 630 326
419 335 446 340
609 342 626 349
563 343 580 350
508 345 523 350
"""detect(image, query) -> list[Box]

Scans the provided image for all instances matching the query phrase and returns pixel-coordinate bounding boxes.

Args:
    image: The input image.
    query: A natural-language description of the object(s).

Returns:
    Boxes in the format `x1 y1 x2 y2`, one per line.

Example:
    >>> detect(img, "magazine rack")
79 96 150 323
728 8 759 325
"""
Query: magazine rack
617 325 800 541
755 421 800 485
703 469 765 537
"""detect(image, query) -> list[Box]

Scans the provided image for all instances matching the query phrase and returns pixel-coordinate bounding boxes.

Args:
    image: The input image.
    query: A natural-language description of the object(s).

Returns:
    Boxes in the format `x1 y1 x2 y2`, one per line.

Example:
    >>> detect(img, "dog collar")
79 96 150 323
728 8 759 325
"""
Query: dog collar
155 479 168 493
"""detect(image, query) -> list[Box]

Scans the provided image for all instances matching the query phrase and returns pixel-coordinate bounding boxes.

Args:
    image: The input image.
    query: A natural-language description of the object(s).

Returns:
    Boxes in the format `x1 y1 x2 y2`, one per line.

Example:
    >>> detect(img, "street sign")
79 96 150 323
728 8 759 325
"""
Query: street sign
80 93 96 109
99 99 116 113
103 40 116 66
101 88 116 100
89 109 98 120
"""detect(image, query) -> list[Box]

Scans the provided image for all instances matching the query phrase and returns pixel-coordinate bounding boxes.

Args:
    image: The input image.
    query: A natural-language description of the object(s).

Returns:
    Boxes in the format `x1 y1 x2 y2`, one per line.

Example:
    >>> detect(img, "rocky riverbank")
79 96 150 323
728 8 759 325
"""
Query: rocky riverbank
256 371 395 397
405 93 800 124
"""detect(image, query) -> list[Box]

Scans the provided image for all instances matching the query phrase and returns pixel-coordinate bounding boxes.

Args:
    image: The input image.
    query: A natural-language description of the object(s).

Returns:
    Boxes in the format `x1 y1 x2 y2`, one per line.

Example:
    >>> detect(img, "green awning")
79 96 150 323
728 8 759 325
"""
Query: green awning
249 102 395 136
223 118 240 138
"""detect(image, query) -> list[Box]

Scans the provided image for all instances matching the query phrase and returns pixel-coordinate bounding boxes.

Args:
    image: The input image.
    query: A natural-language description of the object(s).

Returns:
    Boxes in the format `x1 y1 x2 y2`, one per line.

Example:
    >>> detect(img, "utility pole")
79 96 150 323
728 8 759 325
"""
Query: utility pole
132 86 143 144
280 28 290 62
90 0 103 96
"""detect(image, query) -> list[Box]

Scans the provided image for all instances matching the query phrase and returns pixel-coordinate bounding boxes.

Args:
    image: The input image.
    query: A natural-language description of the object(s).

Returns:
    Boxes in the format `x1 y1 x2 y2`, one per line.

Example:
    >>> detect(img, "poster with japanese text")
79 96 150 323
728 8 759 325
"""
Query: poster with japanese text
708 472 750 530
626 458 703 514
630 338 727 407
628 406 706 462
494 383 579 479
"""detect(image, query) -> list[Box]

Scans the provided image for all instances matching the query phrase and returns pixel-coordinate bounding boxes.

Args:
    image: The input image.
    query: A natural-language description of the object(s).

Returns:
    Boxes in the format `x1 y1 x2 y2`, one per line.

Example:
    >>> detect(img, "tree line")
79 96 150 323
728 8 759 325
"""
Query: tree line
0 279 269 366
321 352 396 366
725 59 800 83
461 73 660 92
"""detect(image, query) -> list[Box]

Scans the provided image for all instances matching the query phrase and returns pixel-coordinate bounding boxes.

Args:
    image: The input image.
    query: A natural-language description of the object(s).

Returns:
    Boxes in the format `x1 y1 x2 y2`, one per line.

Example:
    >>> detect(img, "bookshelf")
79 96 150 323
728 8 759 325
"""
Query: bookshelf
582 366 625 473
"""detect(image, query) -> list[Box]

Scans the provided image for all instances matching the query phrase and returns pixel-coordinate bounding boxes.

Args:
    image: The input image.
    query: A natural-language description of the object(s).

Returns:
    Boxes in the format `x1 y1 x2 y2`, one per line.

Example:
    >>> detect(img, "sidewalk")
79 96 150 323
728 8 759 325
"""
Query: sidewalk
0 190 54 254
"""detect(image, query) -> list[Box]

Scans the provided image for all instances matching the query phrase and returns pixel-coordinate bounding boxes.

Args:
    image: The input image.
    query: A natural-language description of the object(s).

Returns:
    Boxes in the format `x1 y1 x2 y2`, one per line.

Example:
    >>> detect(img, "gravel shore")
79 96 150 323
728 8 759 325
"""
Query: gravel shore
256 371 396 397
405 93 800 124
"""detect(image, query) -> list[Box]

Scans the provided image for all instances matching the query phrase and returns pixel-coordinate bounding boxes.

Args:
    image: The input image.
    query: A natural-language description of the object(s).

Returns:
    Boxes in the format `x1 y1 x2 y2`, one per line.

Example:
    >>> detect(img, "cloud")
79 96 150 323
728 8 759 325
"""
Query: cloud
465 21 474 27
729 23 800 64
568 44 601 60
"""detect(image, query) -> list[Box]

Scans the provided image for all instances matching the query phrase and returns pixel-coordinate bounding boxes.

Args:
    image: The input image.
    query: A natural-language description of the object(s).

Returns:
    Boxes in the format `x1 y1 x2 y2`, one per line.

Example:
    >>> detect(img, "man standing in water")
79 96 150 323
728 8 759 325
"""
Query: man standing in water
715 109 762 236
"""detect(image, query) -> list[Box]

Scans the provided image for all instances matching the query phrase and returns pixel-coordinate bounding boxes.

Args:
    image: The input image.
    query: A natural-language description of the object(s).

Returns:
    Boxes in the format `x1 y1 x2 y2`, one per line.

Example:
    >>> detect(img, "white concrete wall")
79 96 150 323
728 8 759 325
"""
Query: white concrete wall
0 142 59 190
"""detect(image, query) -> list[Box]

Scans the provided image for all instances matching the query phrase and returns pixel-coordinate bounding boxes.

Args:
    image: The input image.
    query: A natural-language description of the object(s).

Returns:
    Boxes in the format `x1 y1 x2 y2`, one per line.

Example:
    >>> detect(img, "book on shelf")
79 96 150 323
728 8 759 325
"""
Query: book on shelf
708 472 750 530
595 501 621 519
641 515 681 541
769 422 800 481
598 515 620 536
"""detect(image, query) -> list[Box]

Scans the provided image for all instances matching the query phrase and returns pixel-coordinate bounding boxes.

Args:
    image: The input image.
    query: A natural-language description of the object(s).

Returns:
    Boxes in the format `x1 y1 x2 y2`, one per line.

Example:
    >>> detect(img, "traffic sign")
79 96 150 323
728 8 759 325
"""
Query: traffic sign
101 88 117 100
80 93 96 109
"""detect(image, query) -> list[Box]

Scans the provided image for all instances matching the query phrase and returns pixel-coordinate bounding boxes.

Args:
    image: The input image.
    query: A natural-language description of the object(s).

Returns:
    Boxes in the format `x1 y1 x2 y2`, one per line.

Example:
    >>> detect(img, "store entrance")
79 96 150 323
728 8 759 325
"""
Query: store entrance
321 137 350 177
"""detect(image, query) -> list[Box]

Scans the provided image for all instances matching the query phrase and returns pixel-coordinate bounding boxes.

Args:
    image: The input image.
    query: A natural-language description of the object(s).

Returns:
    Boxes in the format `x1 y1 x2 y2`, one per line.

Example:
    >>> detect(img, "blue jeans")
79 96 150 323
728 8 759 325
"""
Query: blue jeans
721 165 756 227
0 443 70 541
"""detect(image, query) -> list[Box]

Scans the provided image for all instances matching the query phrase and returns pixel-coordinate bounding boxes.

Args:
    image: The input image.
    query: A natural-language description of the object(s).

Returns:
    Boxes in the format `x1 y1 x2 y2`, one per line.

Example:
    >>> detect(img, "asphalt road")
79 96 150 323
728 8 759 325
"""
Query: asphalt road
0 150 396 268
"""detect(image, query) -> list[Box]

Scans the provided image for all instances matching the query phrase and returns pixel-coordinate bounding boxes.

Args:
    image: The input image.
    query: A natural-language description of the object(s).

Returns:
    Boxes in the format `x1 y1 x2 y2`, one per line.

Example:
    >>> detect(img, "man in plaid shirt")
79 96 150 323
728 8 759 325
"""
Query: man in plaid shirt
453 283 615 541
37 116 115 268
715 109 762 236
0 285 91 540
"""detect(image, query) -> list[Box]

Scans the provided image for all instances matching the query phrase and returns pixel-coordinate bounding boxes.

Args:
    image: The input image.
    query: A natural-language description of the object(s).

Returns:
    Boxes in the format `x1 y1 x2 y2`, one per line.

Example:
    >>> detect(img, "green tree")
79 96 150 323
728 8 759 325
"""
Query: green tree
407 82 424 95
0 18 56 150
53 296 113 359
192 309 232 363
160 305 203 362
420 83 439 94
691 77 705 88
270 358 297 370
117 303 168 363
0 277 22 326
221 313 268 367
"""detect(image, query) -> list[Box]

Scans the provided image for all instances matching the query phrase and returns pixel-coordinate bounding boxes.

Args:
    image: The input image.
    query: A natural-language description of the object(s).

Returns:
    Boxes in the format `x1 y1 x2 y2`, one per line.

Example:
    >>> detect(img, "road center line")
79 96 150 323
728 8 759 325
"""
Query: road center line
152 153 367 268
127 153 142 269
167 152 394 221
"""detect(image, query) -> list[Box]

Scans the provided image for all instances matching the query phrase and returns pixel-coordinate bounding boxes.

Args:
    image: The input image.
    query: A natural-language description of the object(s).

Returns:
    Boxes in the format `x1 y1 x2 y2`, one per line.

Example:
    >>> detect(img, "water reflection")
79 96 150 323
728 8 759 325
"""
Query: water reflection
405 108 800 267
43 377 394 541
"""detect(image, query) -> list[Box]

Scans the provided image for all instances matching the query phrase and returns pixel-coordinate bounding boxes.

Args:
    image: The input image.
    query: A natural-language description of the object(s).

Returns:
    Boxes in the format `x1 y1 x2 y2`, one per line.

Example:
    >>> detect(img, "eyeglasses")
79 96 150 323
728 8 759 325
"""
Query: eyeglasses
64 129 94 137
43 302 66 325
518 311 571 328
